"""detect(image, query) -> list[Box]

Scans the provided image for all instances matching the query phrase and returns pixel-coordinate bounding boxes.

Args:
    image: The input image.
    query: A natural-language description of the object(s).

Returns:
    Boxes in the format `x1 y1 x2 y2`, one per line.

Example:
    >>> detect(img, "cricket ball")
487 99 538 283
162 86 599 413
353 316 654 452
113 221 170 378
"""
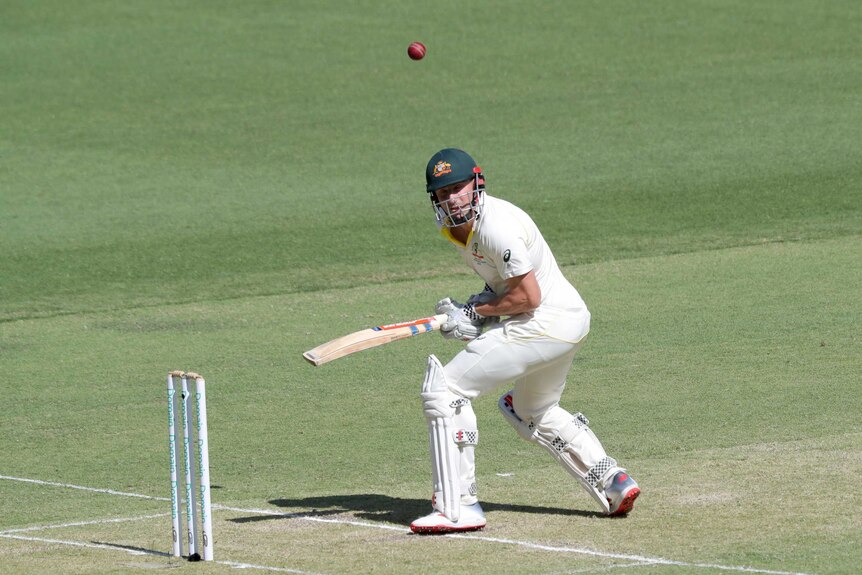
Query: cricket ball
407 42 426 61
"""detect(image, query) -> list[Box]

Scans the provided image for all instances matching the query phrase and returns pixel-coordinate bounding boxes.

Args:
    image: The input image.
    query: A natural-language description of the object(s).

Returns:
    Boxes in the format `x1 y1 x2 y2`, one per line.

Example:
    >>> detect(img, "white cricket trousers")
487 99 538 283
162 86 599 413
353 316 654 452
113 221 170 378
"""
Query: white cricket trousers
441 305 599 504
444 305 591 418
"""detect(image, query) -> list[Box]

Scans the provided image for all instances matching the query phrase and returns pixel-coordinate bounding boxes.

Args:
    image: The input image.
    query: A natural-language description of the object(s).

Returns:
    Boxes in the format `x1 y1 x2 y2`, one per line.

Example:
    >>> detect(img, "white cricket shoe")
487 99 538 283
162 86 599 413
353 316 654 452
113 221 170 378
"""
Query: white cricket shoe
605 470 640 516
410 502 487 534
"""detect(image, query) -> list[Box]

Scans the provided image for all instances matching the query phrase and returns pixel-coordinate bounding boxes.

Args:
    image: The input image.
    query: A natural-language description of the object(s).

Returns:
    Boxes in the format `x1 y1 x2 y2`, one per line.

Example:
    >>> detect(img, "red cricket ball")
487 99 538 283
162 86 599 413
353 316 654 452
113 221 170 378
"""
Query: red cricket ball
407 42 426 61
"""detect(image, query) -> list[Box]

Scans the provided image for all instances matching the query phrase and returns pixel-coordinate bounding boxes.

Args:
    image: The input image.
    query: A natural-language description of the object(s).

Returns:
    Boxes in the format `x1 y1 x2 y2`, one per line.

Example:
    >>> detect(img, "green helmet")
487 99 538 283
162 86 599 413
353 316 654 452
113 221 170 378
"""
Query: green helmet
425 148 482 193
425 148 486 228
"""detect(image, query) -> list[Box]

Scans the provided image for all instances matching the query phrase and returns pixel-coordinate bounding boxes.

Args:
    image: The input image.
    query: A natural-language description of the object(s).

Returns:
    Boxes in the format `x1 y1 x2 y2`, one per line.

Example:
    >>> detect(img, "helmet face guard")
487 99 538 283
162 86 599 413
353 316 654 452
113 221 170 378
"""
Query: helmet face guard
430 168 485 228
425 148 486 228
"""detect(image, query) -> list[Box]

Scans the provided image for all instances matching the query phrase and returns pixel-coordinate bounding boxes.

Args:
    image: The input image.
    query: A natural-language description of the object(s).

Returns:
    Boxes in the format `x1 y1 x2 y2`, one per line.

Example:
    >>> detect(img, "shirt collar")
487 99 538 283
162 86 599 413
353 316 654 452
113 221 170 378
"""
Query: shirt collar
439 224 475 248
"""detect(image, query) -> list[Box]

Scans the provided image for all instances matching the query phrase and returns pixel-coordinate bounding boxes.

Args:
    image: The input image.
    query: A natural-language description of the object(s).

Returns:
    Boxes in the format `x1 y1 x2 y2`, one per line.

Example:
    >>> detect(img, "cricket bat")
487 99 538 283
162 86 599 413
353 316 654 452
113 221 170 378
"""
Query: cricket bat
303 314 448 366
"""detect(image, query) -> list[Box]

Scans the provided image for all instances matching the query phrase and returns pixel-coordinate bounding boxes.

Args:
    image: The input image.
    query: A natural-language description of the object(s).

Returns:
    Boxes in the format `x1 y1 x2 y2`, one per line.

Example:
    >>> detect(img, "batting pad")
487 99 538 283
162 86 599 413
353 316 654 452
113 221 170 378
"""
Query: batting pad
421 354 461 522
498 392 616 513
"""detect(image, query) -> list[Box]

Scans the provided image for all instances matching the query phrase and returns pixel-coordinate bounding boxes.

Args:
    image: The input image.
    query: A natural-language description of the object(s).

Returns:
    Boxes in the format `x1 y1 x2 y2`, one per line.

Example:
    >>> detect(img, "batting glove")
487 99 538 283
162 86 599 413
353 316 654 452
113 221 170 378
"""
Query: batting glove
467 284 498 305
436 297 486 342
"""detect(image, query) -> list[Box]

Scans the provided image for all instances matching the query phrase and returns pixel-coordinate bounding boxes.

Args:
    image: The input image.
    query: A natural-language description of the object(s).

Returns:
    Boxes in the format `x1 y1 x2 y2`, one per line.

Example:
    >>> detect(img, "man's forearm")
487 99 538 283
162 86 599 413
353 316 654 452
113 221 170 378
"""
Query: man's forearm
475 294 537 317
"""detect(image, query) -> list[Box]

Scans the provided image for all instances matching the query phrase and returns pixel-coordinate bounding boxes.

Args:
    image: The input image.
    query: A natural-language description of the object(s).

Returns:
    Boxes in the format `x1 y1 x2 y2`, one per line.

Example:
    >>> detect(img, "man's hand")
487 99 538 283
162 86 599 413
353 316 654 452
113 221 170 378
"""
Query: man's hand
435 297 486 341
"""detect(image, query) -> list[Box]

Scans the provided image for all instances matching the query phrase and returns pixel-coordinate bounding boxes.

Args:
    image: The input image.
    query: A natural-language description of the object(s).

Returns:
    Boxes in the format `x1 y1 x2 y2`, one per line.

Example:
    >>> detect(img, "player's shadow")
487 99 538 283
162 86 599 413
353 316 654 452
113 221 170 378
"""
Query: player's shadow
228 494 598 526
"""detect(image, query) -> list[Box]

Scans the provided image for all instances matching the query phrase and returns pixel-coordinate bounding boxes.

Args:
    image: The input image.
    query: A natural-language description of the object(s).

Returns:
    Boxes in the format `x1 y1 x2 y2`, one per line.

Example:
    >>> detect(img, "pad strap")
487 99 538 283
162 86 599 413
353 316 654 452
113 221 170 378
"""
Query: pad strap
454 429 479 446
586 456 618 488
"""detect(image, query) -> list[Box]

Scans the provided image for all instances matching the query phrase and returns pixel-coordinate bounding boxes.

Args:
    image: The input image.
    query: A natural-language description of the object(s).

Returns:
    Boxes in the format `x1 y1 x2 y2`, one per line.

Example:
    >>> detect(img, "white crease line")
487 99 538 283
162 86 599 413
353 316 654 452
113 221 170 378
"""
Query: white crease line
0 533 152 555
0 533 326 574
213 504 316 518
0 474 168 501
220 560 327 574
0 513 169 535
453 534 811 575
209 504 407 532
539 562 658 575
300 515 409 532
1 474 815 575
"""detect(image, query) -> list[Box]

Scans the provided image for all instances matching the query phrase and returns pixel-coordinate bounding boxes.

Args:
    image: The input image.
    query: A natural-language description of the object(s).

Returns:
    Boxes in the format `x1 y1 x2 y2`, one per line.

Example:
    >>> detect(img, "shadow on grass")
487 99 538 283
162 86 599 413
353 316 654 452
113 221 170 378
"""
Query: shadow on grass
91 541 172 557
228 494 599 527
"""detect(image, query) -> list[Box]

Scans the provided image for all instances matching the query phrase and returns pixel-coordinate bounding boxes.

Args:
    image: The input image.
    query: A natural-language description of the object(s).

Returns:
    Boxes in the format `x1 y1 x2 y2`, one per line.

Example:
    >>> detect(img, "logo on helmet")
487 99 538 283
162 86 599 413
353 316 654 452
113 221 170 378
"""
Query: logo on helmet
432 161 452 178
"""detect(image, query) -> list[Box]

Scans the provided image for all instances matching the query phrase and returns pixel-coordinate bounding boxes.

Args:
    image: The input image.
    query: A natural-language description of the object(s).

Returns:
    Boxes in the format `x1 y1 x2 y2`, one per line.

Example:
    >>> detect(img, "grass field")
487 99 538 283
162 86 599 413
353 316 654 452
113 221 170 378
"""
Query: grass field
2 1 860 574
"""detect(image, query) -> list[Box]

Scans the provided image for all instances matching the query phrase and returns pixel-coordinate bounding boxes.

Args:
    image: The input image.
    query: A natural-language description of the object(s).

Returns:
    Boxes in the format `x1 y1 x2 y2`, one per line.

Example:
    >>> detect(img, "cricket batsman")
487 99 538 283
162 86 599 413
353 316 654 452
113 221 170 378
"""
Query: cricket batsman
411 148 640 533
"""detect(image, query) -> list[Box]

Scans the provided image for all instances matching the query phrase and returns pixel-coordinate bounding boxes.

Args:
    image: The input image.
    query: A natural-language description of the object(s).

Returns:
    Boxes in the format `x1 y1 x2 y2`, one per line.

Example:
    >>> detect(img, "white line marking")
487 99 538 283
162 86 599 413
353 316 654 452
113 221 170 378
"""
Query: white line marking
0 533 152 555
0 533 327 574
213 504 314 517
300 515 410 532
539 562 657 575
0 474 168 501
1 474 815 575
220 560 327 574
452 534 811 575
0 513 169 535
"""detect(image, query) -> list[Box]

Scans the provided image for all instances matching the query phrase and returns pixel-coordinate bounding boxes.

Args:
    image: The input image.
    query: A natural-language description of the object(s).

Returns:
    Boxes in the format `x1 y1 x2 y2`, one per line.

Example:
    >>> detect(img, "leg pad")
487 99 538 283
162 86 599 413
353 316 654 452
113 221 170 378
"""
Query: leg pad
422 355 461 521
498 391 617 513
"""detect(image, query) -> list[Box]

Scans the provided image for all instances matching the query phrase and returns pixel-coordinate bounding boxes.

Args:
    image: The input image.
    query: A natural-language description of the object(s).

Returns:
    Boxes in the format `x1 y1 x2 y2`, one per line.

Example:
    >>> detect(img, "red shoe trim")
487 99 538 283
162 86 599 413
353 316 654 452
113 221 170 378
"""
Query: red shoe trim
609 487 640 516
410 522 486 534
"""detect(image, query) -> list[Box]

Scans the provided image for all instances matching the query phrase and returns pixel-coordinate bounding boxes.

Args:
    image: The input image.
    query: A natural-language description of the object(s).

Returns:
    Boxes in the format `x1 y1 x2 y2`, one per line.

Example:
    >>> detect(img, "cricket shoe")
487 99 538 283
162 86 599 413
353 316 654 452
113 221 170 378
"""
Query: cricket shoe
410 502 486 534
605 471 640 516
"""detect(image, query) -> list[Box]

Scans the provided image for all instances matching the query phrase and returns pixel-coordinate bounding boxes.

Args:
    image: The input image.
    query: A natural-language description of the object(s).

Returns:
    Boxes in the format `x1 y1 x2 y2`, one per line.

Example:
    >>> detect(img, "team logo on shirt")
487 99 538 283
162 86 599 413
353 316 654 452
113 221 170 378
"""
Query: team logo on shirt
471 242 485 263
503 249 511 263
432 161 452 178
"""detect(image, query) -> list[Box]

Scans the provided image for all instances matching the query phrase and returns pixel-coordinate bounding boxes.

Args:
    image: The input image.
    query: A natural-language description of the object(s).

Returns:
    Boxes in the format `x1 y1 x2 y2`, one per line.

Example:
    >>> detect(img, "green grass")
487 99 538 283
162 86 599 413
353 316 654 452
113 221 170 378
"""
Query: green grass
1 1 861 574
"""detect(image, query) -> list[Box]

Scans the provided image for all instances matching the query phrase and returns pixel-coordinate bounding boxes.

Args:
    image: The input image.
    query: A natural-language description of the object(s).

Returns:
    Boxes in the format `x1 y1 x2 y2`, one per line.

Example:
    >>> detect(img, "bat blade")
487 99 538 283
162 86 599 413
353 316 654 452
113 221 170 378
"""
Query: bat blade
303 314 448 366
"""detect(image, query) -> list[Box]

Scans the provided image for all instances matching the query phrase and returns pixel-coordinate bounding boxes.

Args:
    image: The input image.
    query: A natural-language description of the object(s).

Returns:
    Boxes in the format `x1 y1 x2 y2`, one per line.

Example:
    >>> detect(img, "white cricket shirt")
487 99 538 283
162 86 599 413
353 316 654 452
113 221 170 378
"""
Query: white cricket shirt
441 194 586 312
